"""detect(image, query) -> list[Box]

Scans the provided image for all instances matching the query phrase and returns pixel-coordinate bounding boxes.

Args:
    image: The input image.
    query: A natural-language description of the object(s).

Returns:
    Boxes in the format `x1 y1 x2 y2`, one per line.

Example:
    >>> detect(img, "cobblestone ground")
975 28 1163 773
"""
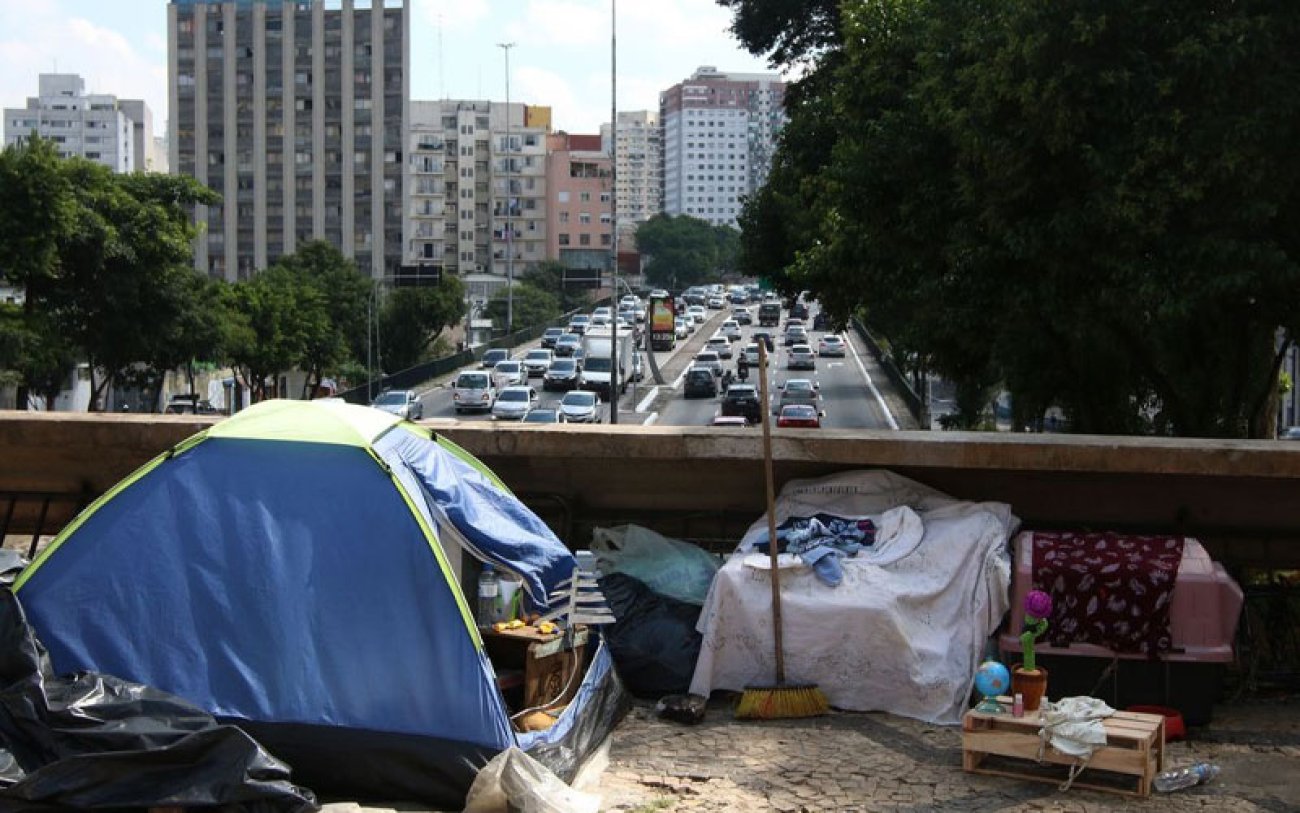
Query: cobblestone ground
595 696 1300 813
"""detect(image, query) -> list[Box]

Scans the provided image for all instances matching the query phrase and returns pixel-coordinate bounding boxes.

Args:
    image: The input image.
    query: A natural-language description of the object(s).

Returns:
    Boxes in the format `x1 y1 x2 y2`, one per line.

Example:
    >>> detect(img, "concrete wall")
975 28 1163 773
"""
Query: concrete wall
4 412 1300 568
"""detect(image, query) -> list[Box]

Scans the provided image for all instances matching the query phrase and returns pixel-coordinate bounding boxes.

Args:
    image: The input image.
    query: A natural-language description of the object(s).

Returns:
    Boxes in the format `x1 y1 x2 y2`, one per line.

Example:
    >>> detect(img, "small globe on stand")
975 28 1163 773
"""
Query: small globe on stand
973 660 1011 713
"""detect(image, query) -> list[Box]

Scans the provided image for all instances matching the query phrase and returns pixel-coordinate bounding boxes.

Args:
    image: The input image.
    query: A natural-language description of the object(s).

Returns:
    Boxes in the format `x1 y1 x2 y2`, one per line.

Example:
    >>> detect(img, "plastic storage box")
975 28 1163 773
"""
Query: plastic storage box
999 531 1243 725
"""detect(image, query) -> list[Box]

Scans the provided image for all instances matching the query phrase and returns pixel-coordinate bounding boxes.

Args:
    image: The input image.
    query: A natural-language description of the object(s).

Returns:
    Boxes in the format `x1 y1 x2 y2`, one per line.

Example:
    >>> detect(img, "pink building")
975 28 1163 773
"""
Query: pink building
546 133 613 272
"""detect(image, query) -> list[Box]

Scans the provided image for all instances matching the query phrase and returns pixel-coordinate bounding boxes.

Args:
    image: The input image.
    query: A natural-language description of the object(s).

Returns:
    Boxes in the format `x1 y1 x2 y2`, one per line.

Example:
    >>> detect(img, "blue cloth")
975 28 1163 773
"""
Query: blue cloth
751 514 876 586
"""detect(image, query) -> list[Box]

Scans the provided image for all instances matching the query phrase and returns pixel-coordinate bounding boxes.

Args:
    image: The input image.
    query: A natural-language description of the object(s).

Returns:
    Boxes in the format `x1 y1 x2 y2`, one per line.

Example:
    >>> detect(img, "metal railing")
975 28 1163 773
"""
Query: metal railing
850 317 925 424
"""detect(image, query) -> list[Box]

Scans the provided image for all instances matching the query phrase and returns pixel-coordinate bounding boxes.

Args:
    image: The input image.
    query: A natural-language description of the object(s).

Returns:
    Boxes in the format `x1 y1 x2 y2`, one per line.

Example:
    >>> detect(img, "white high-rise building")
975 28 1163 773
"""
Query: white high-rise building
660 66 786 228
405 100 550 303
3 74 149 173
600 110 662 229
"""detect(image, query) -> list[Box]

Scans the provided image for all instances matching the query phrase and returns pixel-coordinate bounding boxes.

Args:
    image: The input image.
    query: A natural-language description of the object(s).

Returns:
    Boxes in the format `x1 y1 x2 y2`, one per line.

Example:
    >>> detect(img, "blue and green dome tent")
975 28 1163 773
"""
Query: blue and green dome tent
14 399 627 806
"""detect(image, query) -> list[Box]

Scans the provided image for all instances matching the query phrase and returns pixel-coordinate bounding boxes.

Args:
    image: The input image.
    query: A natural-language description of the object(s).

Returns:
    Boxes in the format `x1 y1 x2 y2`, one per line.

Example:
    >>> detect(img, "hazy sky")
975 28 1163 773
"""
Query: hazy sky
0 0 777 138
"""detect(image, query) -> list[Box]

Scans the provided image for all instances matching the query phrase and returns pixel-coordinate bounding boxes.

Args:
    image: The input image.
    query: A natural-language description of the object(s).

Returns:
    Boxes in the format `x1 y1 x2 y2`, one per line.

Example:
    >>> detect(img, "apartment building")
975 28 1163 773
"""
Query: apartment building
168 0 408 281
3 73 149 172
405 100 549 303
660 66 786 228
546 133 613 274
600 110 662 230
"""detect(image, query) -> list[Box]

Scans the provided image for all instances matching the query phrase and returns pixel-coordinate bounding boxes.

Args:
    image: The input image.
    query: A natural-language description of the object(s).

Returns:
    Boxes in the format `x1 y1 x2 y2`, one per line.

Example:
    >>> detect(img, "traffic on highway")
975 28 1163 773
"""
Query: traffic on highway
397 285 898 429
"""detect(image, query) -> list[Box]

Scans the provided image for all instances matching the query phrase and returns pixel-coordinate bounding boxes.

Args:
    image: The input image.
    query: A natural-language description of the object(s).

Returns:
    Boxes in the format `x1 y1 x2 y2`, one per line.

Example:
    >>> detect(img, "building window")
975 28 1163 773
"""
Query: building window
557 191 569 203
558 234 570 246
580 192 591 202
600 192 610 203
579 234 591 246
579 213 591 225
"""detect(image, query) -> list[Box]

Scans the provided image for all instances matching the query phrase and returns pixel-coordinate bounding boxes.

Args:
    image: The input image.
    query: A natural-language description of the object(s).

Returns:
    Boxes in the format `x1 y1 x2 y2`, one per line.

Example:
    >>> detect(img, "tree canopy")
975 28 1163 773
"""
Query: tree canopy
635 214 740 290
484 282 560 332
379 275 466 371
725 0 1300 437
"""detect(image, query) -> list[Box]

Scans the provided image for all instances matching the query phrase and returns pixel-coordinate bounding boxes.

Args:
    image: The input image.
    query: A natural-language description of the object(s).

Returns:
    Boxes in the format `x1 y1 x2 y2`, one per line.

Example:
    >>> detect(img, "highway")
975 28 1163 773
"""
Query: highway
415 301 899 430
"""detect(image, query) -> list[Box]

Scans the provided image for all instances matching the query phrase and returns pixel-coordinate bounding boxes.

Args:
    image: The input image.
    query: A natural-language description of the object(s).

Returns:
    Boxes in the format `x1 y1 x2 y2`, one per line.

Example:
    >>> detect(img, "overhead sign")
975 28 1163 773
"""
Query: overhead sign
563 267 603 290
392 265 443 288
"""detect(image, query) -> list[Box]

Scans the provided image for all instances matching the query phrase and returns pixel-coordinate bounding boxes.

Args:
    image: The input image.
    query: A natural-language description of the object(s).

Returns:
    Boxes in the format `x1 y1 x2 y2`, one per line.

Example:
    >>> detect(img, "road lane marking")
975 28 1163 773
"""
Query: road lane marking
636 387 659 413
642 411 659 426
847 337 900 431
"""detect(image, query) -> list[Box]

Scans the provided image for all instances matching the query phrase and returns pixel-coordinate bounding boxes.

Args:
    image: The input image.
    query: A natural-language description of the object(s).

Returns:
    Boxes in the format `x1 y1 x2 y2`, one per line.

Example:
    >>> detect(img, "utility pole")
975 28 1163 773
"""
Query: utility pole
497 42 516 335
608 0 619 424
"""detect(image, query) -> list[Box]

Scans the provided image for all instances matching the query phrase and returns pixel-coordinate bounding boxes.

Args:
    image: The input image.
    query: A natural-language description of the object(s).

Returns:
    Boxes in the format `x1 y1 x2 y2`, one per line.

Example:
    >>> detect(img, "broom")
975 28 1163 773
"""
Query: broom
735 341 829 719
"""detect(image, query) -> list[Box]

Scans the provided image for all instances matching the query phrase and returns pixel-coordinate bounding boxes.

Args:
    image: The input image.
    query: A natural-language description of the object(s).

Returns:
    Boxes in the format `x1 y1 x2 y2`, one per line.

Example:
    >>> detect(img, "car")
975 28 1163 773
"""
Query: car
719 320 742 342
785 317 806 331
776 378 821 413
706 295 725 309
451 371 496 413
720 384 762 424
705 336 733 359
784 326 809 347
751 331 775 352
491 360 526 389
521 408 562 424
675 317 692 339
692 351 723 378
480 348 509 369
634 305 647 323
542 357 580 391
787 344 816 370
818 335 846 357
370 389 422 420
568 314 592 335
164 394 220 415
554 333 582 357
1283 427 1300 440
776 404 821 428
619 295 639 309
541 327 564 349
630 351 645 383
522 348 554 377
649 289 669 299
740 343 763 366
491 385 539 420
711 414 750 428
812 311 830 331
592 306 612 319
589 314 611 329
686 305 707 325
559 389 601 423
683 367 719 398
731 308 753 326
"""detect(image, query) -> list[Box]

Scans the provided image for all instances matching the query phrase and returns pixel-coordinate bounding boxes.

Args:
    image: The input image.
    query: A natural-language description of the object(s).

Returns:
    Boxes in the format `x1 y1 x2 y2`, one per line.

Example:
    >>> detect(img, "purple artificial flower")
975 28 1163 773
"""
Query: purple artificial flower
1024 589 1053 620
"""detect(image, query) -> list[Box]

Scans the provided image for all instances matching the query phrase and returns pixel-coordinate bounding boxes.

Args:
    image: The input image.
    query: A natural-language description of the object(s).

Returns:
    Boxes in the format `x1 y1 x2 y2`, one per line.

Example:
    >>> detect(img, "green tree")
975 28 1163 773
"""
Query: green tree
378 275 466 372
636 214 734 289
223 264 315 403
522 259 591 313
484 283 559 332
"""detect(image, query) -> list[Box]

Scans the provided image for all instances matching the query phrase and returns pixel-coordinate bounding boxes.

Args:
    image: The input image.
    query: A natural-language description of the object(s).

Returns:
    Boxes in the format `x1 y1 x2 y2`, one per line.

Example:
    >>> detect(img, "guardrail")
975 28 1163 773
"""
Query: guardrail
339 299 611 405
850 317 926 425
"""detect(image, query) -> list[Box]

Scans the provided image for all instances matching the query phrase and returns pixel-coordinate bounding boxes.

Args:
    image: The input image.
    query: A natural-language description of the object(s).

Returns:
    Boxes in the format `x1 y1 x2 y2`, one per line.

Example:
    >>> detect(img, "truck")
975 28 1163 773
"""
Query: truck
579 326 633 396
758 301 782 327
648 294 677 351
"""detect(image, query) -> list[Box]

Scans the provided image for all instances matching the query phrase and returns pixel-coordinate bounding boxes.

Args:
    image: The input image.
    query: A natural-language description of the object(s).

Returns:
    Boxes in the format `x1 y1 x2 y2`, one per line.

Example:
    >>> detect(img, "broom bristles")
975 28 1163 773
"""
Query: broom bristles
735 683 829 720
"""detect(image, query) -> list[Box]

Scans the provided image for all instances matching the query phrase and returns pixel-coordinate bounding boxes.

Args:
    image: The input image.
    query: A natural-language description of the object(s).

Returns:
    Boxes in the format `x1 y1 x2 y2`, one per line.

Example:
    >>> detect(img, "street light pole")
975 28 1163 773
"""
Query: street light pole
608 0 619 424
497 42 516 335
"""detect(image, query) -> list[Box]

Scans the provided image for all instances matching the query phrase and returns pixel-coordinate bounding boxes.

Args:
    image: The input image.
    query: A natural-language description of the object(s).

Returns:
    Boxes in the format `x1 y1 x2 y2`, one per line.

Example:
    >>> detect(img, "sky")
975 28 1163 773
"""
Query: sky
0 0 777 139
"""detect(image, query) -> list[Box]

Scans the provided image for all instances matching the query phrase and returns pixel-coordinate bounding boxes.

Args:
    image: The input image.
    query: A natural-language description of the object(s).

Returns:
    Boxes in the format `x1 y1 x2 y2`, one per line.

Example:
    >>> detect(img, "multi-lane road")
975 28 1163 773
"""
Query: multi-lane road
414 302 900 430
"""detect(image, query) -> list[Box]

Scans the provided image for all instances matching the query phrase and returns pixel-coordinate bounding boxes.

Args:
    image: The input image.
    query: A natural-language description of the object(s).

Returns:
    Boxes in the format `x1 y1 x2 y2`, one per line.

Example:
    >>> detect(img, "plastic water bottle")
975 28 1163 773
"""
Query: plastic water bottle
1153 762 1220 793
476 564 499 628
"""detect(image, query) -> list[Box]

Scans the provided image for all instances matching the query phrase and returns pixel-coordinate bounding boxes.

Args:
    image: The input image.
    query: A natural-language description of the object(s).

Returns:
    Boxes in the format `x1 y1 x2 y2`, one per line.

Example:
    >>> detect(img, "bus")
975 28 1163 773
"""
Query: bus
649 294 677 351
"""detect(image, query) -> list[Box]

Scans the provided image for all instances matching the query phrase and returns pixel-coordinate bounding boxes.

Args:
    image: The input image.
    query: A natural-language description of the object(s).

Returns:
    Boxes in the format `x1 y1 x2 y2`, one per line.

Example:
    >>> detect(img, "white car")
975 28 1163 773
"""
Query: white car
559 389 601 423
451 371 496 414
706 295 725 309
522 348 554 377
491 385 539 420
818 335 846 357
492 360 526 389
787 344 816 370
706 335 734 360
687 305 707 325
674 317 692 339
719 319 742 342
693 351 723 378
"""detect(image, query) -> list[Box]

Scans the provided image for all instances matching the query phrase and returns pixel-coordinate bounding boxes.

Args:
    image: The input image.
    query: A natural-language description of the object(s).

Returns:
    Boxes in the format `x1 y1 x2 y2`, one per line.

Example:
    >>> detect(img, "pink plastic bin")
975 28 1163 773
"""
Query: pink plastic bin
999 531 1243 725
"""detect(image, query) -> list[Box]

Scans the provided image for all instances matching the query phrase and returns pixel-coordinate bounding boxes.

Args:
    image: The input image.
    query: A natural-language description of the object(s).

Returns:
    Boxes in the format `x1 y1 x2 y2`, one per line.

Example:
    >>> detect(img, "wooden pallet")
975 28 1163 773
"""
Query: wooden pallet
962 700 1165 797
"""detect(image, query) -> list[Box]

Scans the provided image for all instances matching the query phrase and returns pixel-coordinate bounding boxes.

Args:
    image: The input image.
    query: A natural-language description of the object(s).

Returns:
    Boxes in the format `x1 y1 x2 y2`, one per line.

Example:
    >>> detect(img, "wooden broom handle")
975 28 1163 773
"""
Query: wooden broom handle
758 341 786 683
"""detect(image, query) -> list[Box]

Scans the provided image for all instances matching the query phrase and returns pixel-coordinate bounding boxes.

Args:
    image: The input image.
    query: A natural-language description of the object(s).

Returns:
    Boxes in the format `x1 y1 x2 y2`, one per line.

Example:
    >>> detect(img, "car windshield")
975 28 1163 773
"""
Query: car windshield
559 335 579 345
727 387 757 399
458 375 488 388
526 351 549 360
499 390 528 402
786 381 814 395
584 357 611 372
562 392 597 407
549 360 575 372
495 361 520 372
688 370 712 381
697 353 718 362
782 405 816 418
523 410 557 422
483 350 507 363
374 393 406 405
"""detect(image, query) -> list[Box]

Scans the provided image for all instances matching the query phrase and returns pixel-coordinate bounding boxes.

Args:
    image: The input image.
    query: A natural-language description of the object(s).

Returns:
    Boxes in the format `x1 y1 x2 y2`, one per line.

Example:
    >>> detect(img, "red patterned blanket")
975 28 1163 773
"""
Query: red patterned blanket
1031 531 1184 656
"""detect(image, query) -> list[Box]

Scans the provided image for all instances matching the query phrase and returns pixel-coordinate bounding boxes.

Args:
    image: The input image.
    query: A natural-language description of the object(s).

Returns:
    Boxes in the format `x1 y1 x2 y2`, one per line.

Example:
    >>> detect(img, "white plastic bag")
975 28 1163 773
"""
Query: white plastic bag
463 747 601 813
590 524 720 605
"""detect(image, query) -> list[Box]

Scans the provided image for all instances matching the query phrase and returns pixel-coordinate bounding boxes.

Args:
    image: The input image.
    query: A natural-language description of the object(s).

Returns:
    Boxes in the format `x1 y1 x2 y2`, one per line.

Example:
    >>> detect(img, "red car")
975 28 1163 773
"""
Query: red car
776 404 822 428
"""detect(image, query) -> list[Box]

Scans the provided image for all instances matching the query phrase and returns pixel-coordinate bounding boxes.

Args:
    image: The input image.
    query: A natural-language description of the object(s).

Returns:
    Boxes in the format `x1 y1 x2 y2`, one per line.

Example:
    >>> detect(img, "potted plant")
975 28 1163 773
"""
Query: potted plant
1012 589 1052 711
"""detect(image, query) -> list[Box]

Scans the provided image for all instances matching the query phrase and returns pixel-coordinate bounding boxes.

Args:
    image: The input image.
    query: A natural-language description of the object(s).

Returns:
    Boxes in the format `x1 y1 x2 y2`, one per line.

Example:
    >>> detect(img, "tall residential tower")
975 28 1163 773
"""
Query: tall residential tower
660 66 785 228
168 0 408 281
4 74 154 173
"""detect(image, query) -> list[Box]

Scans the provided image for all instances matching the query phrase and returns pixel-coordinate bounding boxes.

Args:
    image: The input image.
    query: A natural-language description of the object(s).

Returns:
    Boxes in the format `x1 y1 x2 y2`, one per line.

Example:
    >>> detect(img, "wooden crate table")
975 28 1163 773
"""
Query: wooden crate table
962 700 1165 797
482 625 589 710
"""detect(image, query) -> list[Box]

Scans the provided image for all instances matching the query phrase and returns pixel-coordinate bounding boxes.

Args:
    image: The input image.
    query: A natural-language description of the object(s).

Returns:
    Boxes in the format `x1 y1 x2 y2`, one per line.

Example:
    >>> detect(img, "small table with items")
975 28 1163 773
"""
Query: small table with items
482 624 589 711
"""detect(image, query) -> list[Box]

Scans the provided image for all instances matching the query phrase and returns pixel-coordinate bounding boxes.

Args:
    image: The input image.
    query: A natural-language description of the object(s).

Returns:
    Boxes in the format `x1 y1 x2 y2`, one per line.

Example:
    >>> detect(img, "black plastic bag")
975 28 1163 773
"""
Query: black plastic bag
0 589 317 811
598 573 703 698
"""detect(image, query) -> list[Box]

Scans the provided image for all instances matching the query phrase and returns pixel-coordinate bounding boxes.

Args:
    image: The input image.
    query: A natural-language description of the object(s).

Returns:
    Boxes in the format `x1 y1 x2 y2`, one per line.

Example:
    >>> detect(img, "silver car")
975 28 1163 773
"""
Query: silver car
491 385 538 420
451 371 495 414
705 336 733 360
559 389 601 423
787 344 816 371
492 360 526 390
370 389 422 420
523 348 554 377
692 351 723 378
775 378 821 414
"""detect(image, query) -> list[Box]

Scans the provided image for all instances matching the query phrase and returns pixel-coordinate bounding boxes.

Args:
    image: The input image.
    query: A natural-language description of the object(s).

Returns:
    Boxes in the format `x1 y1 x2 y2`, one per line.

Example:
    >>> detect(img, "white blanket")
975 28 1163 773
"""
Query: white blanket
688 470 1016 725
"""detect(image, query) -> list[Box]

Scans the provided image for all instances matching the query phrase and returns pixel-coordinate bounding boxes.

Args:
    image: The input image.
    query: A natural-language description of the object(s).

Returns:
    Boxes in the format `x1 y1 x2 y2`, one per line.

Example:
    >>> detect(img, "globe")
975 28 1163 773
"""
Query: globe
973 660 1011 712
